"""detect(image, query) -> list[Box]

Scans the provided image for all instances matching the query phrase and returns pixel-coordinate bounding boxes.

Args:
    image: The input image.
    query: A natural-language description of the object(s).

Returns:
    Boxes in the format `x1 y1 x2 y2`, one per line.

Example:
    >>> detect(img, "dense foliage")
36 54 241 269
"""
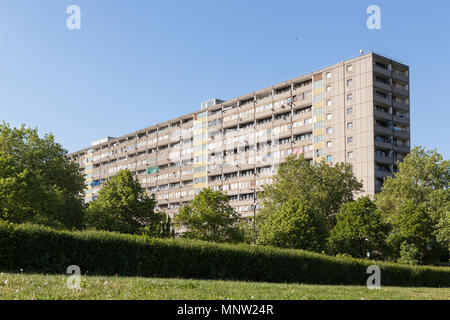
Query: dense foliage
257 199 328 252
85 170 171 236
259 154 363 229
0 123 85 229
174 188 243 243
1 222 449 287
376 147 450 264
328 197 389 259
1 123 448 268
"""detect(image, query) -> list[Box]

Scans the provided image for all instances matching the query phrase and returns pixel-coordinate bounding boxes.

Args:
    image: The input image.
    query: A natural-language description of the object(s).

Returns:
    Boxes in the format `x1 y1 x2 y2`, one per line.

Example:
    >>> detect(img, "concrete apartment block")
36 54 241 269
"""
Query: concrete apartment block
68 52 410 218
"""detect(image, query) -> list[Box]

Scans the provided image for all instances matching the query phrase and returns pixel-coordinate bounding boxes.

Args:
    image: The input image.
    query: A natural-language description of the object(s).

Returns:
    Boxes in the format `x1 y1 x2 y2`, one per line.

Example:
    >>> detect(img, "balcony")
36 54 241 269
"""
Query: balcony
392 70 409 83
373 64 391 77
292 125 312 136
181 120 194 130
292 111 312 122
374 124 393 136
273 117 291 127
374 109 392 121
393 99 409 111
394 144 410 154
374 93 391 106
393 86 409 98
208 111 222 121
168 173 181 183
374 139 393 150
157 157 170 166
207 166 223 176
234 199 255 207
239 112 255 123
393 128 410 140
207 121 222 131
375 169 394 179
222 119 239 130
375 154 393 165
292 81 312 94
255 108 274 120
373 79 391 92
393 114 410 125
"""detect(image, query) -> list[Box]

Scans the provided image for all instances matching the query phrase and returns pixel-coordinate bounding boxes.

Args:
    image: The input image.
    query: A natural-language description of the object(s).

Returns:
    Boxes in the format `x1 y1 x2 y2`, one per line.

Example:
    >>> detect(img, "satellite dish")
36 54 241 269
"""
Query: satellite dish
360 49 364 55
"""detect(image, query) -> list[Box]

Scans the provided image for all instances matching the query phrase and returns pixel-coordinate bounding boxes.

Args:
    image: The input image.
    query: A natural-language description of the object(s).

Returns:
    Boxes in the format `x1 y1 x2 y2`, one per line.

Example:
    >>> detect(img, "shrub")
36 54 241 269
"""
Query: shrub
174 188 243 243
328 197 388 259
85 170 165 235
398 242 420 266
0 222 449 287
257 199 328 252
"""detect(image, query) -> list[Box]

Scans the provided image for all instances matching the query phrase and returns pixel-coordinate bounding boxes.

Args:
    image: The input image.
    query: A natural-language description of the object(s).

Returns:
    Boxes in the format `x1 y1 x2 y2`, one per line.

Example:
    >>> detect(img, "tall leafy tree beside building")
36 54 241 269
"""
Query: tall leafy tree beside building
376 146 450 264
259 154 363 230
0 123 85 229
174 188 244 243
328 196 389 259
257 199 328 252
85 170 170 236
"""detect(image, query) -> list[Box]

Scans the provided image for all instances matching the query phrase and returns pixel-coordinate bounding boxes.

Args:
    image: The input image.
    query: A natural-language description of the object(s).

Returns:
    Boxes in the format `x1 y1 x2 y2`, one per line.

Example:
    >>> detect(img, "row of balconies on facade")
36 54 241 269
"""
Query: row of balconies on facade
373 60 409 83
74 103 314 168
86 118 315 171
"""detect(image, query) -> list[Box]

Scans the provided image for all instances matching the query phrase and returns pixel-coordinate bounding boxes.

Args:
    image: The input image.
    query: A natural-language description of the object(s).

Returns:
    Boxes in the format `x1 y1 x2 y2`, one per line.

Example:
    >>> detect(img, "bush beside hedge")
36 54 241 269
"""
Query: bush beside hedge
0 222 449 287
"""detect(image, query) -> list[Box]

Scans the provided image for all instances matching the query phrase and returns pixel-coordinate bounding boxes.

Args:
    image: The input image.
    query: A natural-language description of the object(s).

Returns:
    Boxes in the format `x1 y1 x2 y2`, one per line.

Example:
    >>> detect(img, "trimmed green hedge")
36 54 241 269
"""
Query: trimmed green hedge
1 222 449 287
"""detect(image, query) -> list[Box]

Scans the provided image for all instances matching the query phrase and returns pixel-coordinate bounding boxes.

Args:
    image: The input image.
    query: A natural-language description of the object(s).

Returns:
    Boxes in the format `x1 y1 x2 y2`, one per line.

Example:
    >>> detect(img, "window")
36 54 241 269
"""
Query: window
326 72 332 79
348 151 354 159
347 122 353 129
346 79 353 86
347 136 353 144
315 149 324 157
326 155 332 162
326 127 332 134
294 132 313 141
346 65 353 72
347 108 353 115
326 113 332 121
326 86 332 93
347 93 353 101
314 135 323 143
326 141 332 148
326 100 332 107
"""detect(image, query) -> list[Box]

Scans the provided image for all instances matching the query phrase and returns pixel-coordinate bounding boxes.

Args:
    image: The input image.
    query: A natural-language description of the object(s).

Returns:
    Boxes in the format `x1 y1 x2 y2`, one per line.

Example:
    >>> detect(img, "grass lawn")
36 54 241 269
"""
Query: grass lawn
0 272 448 300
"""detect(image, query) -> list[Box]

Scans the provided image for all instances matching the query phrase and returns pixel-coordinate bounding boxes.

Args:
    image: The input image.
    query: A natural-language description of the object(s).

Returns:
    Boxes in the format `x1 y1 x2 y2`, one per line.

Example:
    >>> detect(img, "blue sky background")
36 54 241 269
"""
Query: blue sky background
0 0 449 158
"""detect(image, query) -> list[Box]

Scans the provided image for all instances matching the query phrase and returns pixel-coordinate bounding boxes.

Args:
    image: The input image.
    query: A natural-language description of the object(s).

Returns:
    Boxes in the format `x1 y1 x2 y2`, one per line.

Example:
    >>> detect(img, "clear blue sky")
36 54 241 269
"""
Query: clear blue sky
0 0 449 158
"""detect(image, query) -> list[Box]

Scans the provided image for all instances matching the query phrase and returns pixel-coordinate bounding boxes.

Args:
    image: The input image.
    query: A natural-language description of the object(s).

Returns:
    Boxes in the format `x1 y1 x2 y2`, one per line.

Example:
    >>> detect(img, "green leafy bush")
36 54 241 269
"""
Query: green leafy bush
398 242 420 266
0 222 449 287
328 197 388 259
257 199 328 252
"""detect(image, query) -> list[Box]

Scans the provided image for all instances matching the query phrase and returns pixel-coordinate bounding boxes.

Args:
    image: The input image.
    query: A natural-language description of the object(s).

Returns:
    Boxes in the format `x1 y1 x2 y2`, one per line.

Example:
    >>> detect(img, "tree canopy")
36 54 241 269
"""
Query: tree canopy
0 122 85 229
328 196 389 259
257 199 328 252
259 154 363 229
174 188 243 243
376 146 450 264
85 170 170 235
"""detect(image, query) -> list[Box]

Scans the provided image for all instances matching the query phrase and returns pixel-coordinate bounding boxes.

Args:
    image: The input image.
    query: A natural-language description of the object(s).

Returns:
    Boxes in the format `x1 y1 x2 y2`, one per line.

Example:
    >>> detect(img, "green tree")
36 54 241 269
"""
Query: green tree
257 199 328 252
0 123 85 229
376 146 450 264
85 170 168 235
174 188 243 243
328 197 388 259
260 154 363 229
386 202 434 265
397 242 420 266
